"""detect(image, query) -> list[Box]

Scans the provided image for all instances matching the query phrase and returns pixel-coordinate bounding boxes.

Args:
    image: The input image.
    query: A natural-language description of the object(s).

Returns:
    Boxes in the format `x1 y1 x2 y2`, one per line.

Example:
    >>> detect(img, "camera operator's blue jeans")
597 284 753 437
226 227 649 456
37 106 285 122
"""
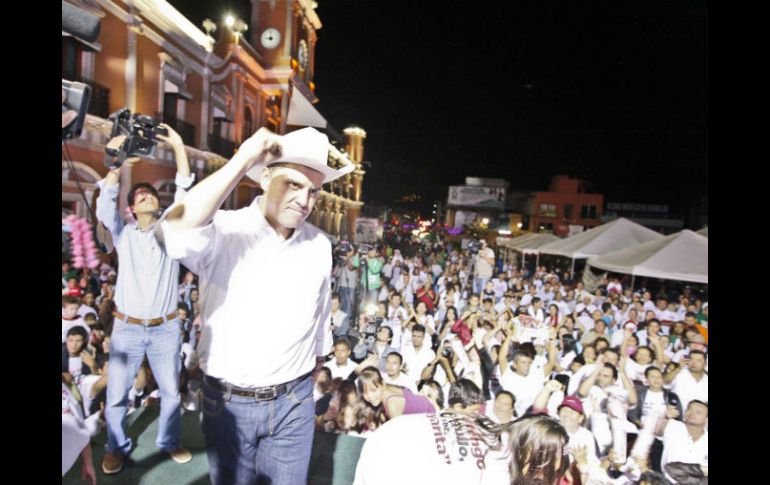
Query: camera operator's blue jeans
105 317 182 455
473 277 490 294
201 373 315 485
338 286 355 316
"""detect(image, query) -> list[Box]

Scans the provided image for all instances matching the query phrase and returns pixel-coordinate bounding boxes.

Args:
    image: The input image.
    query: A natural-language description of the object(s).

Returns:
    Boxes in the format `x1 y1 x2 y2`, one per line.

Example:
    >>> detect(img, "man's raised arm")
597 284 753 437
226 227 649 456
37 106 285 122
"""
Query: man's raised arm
165 128 282 230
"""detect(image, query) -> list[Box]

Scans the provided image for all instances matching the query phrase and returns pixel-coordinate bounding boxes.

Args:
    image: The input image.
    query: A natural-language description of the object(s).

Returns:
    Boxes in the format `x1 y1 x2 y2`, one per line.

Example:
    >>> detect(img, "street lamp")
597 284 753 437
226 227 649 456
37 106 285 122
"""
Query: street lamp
224 14 248 41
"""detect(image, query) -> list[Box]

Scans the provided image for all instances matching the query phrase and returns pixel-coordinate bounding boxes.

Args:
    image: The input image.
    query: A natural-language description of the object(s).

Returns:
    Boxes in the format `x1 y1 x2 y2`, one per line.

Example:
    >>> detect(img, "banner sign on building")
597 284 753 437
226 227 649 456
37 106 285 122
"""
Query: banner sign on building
448 185 505 209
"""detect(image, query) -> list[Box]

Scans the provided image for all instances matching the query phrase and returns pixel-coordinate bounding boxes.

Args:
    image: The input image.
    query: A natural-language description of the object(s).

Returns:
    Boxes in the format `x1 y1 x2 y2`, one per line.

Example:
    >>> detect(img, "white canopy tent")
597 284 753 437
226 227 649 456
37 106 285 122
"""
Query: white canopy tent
696 226 708 237
510 233 560 252
537 218 664 274
496 233 560 270
586 229 708 284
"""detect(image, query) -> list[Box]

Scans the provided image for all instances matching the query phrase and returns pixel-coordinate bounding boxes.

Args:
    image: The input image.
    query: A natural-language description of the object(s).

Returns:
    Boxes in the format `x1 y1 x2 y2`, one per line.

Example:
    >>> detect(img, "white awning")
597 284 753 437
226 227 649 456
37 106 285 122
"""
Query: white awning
287 87 327 128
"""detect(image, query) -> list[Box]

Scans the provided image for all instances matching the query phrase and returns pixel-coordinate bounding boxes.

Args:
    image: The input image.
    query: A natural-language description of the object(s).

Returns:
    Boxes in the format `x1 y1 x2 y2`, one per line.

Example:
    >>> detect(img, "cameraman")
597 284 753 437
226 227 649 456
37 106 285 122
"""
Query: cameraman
336 245 358 316
352 246 384 309
473 239 495 294
96 124 194 474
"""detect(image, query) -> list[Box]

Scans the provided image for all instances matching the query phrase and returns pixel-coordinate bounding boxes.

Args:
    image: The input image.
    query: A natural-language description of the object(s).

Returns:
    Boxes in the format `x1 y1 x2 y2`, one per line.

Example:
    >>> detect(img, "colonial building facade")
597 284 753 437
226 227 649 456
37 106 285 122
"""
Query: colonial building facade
62 0 366 241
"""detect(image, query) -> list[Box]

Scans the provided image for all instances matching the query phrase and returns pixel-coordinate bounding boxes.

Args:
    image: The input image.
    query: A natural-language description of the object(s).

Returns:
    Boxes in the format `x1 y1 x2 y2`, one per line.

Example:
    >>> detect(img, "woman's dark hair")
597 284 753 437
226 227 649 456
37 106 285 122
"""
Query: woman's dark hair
560 334 576 355
316 367 333 393
356 366 384 397
444 306 459 324
440 413 569 485
335 380 382 433
447 378 484 408
549 304 559 314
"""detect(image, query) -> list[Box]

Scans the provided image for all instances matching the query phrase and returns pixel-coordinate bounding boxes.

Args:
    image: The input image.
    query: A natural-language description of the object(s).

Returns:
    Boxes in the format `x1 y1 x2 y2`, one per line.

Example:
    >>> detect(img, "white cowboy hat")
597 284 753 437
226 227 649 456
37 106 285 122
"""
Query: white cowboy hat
245 127 355 184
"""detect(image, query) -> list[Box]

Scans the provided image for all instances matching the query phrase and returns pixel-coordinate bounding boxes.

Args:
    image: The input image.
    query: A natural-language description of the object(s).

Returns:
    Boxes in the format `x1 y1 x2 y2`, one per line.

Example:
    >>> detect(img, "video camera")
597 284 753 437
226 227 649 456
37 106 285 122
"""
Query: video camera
104 108 168 168
467 239 481 256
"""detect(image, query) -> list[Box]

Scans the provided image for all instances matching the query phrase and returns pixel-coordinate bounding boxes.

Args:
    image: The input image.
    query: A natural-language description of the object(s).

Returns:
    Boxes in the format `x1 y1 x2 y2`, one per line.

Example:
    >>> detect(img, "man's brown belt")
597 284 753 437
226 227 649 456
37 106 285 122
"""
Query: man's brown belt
113 310 177 326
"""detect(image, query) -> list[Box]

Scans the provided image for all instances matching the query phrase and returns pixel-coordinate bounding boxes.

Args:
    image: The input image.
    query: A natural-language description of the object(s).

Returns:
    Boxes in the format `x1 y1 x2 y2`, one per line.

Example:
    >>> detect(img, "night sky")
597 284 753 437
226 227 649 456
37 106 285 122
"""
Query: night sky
169 0 707 217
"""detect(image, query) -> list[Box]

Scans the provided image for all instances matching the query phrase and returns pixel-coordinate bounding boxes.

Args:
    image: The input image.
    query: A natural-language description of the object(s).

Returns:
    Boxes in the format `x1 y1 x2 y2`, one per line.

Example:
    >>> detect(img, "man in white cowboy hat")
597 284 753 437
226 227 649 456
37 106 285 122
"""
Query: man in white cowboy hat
162 126 354 485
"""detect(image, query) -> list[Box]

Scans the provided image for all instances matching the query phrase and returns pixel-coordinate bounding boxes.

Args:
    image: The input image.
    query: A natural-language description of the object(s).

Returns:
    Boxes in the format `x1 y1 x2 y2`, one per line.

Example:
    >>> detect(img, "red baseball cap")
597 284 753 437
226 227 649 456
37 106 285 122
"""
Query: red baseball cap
558 395 584 415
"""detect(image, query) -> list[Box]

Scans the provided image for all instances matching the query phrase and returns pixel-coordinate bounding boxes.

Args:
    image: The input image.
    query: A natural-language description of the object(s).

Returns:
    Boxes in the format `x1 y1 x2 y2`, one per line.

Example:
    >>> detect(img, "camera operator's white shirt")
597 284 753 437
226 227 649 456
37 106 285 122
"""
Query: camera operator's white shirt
96 172 194 320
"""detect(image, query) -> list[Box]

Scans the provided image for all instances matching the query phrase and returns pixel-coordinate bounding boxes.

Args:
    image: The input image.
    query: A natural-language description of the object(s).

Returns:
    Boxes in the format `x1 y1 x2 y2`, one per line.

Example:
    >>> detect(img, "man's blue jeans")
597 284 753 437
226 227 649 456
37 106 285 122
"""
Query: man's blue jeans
201 373 315 485
338 286 356 317
473 276 490 295
105 317 182 455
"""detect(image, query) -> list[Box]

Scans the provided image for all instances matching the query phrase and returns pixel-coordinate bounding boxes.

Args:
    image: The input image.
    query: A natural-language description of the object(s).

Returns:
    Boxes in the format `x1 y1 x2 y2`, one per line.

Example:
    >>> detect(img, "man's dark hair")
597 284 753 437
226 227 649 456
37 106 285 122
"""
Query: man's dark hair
380 325 393 342
644 366 663 379
412 324 426 335
532 297 541 305
515 342 536 360
385 351 403 365
603 363 619 380
482 297 494 305
685 311 697 319
637 345 656 361
687 399 708 414
495 390 515 407
689 349 707 358
601 347 620 359
594 337 610 348
601 302 612 312
62 295 80 306
418 379 444 408
333 336 352 350
177 301 190 313
331 293 340 302
127 182 159 208
66 325 89 342
447 379 484 408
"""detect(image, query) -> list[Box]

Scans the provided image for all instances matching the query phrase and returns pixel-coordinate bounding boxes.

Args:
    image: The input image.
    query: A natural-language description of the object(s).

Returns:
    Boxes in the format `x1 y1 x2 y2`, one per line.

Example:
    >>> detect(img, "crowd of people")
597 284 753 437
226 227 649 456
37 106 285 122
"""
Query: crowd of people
62 125 707 485
313 235 708 485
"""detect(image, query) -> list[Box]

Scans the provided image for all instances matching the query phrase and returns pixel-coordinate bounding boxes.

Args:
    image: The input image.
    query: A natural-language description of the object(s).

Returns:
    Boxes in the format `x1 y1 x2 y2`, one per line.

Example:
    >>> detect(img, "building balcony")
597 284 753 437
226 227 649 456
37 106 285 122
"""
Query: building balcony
159 114 197 147
76 77 110 119
207 134 238 158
